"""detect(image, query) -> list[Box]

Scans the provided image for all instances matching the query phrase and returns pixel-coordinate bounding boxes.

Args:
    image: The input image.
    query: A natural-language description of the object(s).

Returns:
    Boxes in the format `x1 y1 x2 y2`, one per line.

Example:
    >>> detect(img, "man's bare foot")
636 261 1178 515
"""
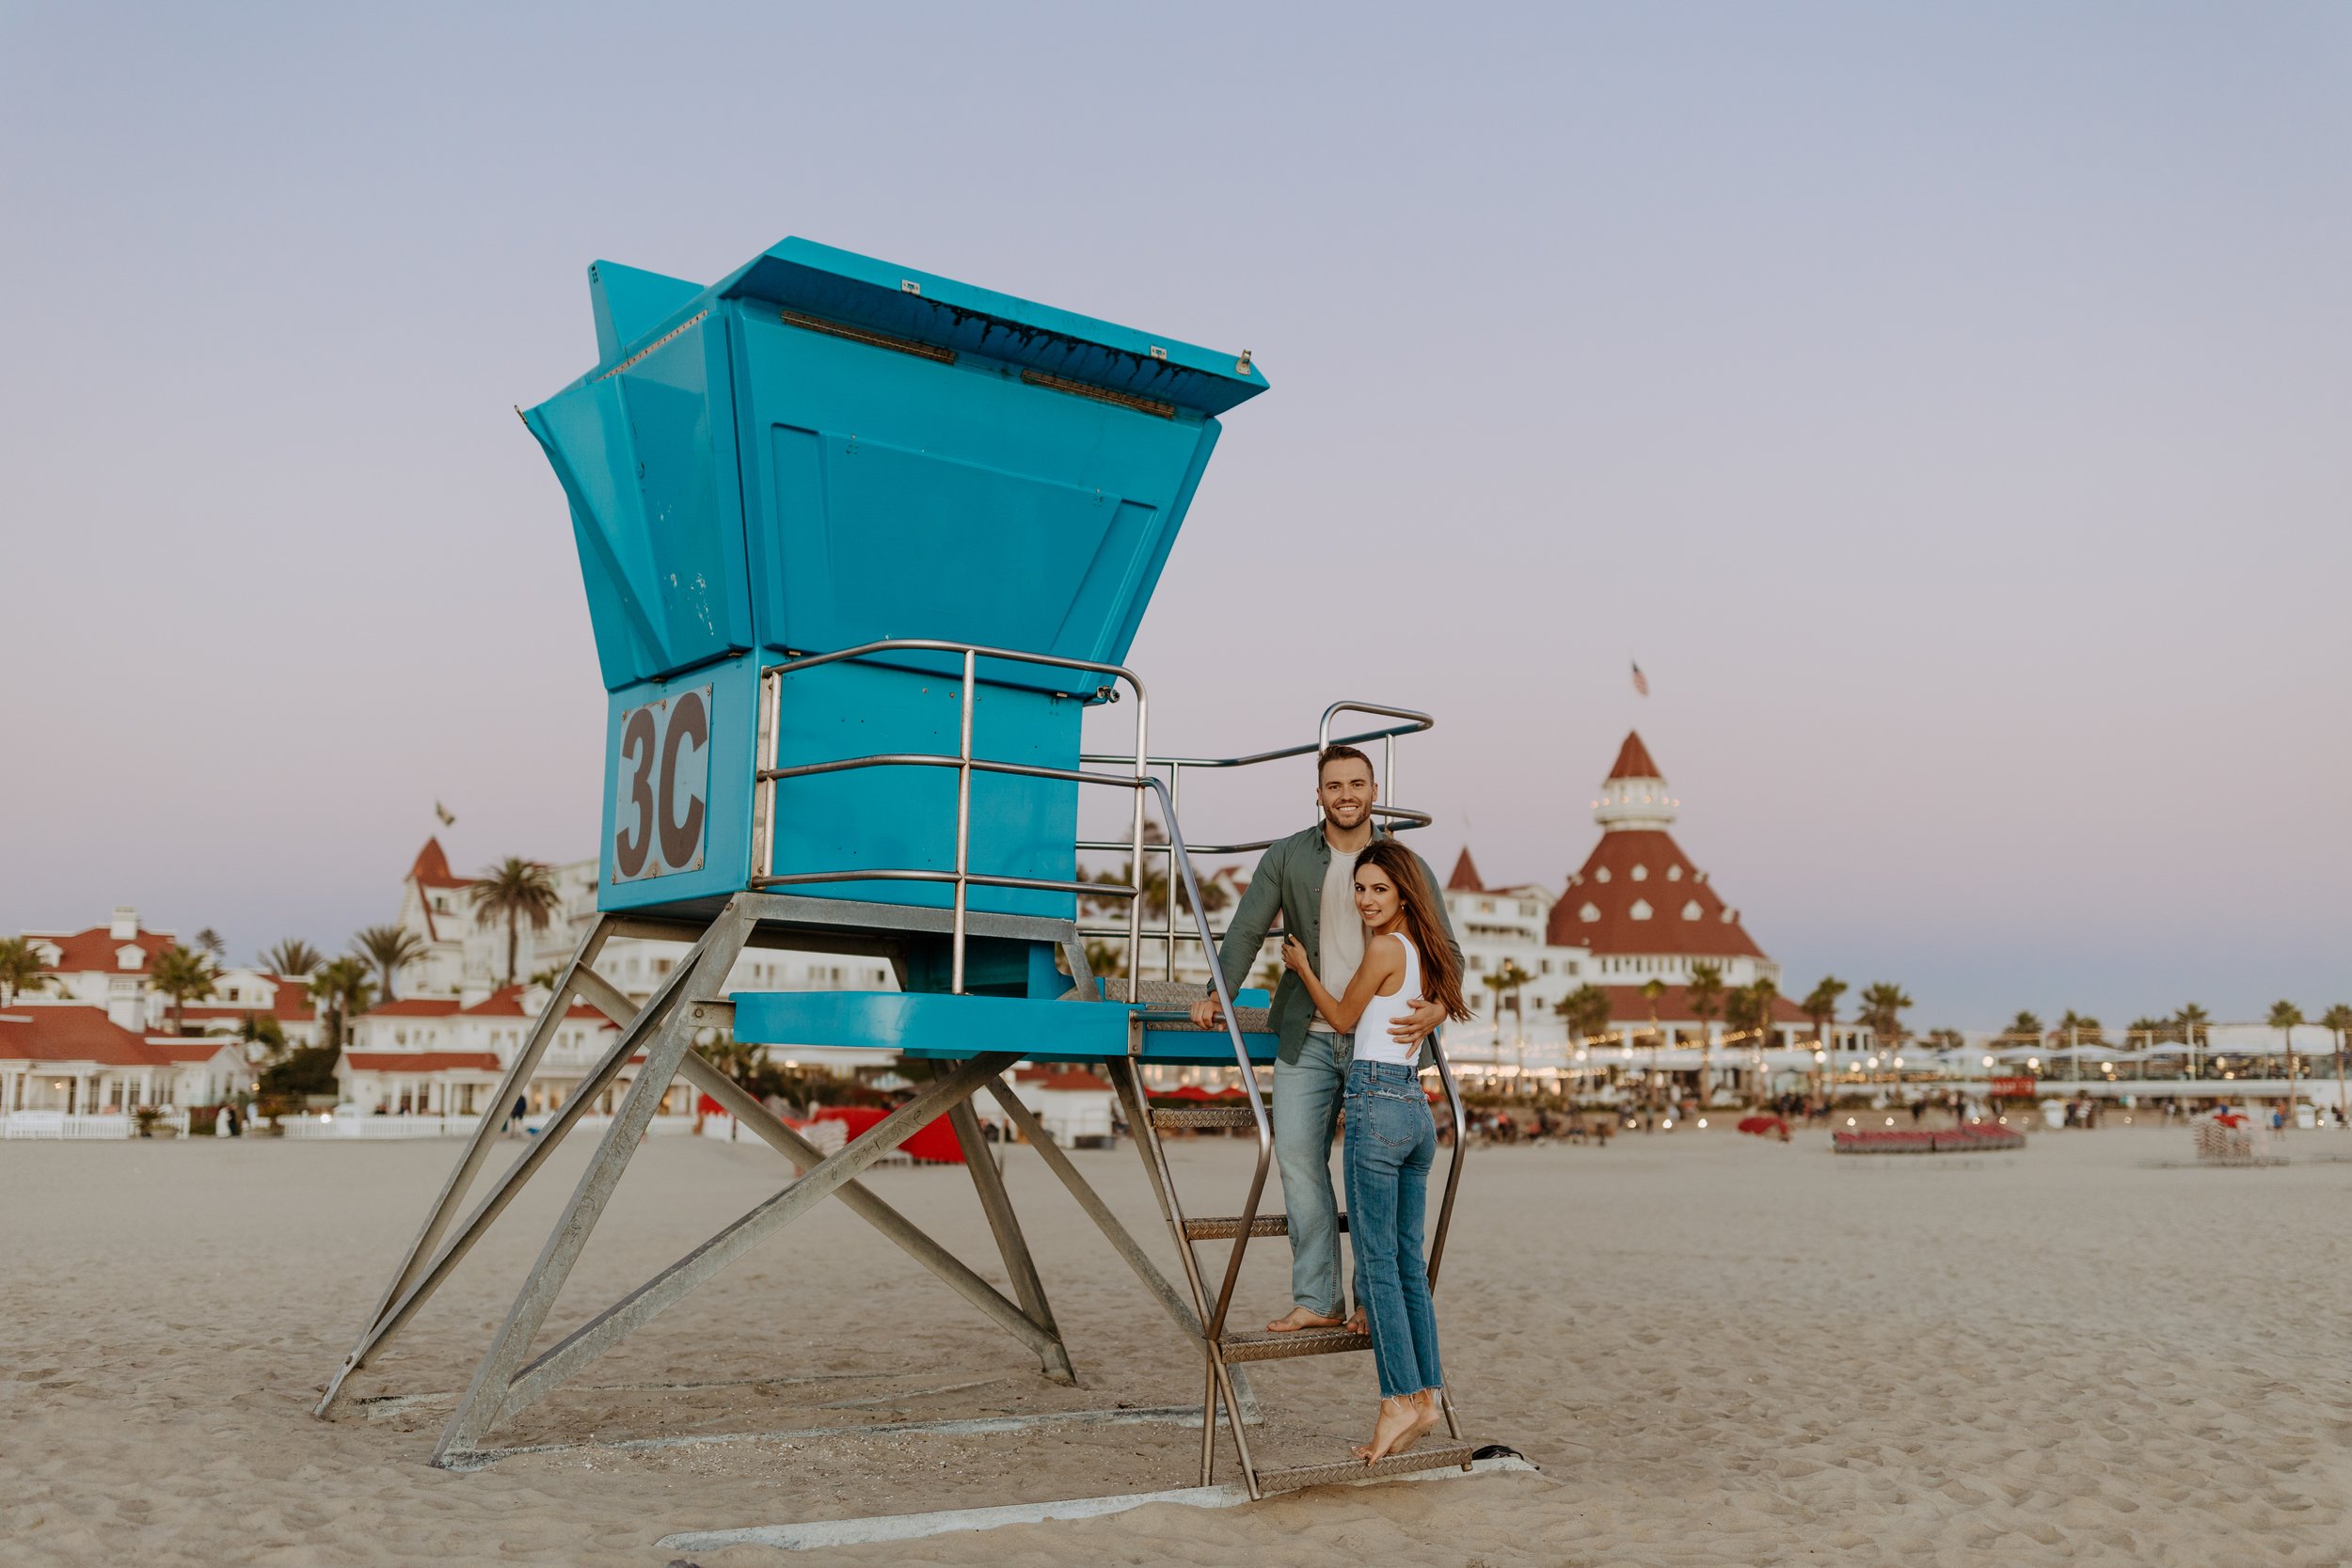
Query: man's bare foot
1265 1305 1344 1333
1354 1395 1424 1463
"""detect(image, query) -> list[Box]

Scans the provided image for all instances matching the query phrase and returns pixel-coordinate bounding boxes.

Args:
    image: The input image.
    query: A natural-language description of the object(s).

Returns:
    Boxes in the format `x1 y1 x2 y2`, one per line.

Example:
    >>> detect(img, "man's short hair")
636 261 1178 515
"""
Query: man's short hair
1317 743 1375 781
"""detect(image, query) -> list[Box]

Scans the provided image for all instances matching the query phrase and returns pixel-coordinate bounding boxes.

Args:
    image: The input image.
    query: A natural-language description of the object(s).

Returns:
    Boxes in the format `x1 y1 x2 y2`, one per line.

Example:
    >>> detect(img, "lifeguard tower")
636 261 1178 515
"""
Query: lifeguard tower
318 237 1477 1499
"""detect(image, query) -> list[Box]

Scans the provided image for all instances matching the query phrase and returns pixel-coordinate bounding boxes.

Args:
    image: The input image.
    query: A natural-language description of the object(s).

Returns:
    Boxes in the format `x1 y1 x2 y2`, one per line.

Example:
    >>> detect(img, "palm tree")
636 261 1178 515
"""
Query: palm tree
1854 982 1914 1066
2056 1009 2103 1044
149 942 217 1035
1489 958 1534 1092
261 938 324 977
352 925 427 1002
2268 1000 2304 1125
469 858 564 988
194 927 227 960
1722 981 1767 1105
234 1012 287 1067
1803 976 1847 1100
308 957 377 1052
2126 1016 2169 1048
2174 1004 2211 1079
1743 977 1779 1101
2319 1004 2352 1119
0 937 48 1005
1640 977 1668 1110
1686 963 1724 1109
1554 983 1613 1098
2006 1010 2042 1047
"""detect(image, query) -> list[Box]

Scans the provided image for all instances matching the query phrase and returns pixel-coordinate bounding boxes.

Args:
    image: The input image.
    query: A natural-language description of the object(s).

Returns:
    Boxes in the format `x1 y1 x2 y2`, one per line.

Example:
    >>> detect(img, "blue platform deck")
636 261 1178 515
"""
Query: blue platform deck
729 990 1277 1067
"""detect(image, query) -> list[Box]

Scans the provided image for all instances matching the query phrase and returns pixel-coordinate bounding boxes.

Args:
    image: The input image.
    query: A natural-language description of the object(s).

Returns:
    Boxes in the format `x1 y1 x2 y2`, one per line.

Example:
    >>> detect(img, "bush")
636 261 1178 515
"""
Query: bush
261 1044 340 1099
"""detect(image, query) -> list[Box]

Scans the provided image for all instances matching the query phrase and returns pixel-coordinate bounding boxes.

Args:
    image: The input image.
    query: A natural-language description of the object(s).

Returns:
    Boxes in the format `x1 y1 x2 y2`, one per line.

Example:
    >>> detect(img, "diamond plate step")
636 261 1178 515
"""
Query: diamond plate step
1181 1212 1347 1241
1217 1324 1371 1362
1256 1443 1478 1493
1150 1105 1260 1131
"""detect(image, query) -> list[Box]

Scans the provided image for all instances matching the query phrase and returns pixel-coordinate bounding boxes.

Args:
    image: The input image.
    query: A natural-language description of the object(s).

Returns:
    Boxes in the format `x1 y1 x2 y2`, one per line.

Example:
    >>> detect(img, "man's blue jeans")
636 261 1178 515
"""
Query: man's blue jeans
1272 1031 1349 1318
1343 1058 1443 1400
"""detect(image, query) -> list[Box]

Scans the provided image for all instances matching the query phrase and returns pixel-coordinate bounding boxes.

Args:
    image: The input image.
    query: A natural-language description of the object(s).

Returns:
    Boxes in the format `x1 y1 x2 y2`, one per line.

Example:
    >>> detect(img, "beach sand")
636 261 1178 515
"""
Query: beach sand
4 1120 2348 1566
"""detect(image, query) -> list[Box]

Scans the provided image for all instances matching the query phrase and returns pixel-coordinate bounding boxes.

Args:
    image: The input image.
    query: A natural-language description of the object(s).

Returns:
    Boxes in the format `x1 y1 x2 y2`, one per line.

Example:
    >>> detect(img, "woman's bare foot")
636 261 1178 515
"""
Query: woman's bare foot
1351 1389 1443 1461
1344 1307 1368 1336
1265 1305 1344 1333
1354 1395 1424 1463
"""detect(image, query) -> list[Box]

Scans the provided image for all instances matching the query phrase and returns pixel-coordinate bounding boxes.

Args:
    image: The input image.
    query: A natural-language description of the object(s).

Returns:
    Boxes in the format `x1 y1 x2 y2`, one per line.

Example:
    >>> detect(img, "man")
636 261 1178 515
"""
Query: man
1190 744 1461 1333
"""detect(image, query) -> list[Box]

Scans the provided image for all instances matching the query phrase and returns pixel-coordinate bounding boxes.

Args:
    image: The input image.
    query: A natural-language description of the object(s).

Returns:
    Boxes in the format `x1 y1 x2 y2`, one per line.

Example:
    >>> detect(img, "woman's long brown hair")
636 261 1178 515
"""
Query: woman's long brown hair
1355 838 1471 1022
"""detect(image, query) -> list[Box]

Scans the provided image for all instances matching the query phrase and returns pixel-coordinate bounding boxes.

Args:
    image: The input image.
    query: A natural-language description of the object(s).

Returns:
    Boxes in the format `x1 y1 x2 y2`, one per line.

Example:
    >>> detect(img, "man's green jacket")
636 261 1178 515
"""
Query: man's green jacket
1210 823 1464 1066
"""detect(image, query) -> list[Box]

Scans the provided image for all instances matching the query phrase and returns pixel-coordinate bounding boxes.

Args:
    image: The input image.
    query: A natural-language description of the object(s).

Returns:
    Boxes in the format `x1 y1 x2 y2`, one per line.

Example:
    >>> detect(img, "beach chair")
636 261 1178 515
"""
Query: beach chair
315 236 1479 1499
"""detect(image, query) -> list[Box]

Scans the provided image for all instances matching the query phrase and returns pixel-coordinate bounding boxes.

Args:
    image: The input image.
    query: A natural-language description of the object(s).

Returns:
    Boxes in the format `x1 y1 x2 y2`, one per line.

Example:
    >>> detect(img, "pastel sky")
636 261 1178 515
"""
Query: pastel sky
4 3 2345 1030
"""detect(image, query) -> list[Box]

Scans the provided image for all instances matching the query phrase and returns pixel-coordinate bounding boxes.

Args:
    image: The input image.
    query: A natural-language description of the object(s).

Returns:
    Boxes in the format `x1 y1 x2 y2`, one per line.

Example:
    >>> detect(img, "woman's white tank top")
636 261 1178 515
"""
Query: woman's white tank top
1351 932 1421 1067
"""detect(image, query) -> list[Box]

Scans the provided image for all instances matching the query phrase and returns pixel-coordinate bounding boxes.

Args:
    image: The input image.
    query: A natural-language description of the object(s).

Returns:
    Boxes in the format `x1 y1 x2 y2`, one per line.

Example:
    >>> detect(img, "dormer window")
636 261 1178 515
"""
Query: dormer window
1629 864 1647 881
1682 900 1703 920
1667 865 1683 881
1629 899 1653 920
1595 867 1612 883
1579 902 1600 923
117 946 143 971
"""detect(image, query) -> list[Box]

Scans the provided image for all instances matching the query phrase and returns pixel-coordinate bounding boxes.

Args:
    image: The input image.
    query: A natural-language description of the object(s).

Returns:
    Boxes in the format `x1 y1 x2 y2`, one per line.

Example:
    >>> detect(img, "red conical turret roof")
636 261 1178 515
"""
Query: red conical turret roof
1606 731 1661 781
408 838 469 890
1446 847 1486 893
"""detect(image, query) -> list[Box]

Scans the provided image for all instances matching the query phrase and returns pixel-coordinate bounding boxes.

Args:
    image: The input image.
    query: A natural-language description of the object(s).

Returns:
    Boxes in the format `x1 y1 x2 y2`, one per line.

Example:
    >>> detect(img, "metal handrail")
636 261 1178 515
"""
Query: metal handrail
753 639 1151 997
1073 699 1437 981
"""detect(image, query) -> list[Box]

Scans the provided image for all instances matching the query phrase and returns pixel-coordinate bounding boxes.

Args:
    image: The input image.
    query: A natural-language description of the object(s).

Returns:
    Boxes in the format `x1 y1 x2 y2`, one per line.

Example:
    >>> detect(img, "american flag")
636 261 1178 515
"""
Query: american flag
1630 661 1648 697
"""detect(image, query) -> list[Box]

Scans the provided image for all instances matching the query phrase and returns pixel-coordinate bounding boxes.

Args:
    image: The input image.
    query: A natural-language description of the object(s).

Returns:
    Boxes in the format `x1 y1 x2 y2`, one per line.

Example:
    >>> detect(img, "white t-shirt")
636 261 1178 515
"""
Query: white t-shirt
1311 846 1363 1035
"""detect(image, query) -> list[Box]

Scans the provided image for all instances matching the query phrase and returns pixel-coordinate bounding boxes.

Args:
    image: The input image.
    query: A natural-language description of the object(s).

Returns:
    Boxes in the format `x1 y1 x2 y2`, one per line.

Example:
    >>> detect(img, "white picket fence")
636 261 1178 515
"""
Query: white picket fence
279 1112 703 1141
2 1111 135 1140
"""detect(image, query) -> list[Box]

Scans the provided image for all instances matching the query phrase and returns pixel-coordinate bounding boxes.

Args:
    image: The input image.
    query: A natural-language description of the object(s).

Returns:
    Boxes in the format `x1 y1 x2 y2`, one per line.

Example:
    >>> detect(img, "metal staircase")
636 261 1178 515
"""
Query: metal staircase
1102 980 1476 1497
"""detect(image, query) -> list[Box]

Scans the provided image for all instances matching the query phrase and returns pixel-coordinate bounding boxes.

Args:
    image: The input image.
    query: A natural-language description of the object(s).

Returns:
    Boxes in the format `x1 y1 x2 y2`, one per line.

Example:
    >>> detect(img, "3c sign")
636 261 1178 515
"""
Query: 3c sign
612 685 710 882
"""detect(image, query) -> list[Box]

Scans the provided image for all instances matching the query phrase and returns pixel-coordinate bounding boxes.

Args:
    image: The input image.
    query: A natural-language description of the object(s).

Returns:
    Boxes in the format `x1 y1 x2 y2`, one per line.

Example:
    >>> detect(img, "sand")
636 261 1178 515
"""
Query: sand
4 1121 2349 1566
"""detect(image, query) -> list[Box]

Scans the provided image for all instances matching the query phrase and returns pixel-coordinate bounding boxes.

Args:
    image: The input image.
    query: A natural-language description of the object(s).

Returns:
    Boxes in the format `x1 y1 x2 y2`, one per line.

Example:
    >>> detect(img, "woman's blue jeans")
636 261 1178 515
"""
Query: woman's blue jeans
1343 1058 1443 1401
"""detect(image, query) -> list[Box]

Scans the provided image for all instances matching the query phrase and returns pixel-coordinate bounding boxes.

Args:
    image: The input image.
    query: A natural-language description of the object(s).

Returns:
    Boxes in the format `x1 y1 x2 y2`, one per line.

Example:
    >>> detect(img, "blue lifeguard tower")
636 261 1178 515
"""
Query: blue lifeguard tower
321 237 1476 1500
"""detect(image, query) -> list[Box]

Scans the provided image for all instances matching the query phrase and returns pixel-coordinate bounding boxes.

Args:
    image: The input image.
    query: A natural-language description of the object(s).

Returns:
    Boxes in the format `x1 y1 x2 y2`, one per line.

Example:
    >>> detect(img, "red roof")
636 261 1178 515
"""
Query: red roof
1445 847 1485 893
1012 1068 1112 1092
342 1051 503 1073
409 838 471 890
1579 983 1807 1028
143 1038 240 1064
1606 731 1662 781
460 985 615 1023
1546 829 1767 960
24 925 176 976
0 1006 214 1068
176 974 316 1024
369 997 466 1018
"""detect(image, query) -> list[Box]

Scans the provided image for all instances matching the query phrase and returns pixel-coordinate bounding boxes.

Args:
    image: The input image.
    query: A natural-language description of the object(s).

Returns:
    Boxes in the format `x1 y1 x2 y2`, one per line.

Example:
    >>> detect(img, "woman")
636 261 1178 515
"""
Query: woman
1280 836 1471 1464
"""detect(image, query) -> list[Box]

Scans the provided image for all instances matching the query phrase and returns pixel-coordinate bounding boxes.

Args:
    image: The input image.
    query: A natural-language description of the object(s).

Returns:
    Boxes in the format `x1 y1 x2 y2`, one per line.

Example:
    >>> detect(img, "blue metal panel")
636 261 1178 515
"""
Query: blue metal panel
729 303 1218 686
525 313 751 691
596 658 756 911
765 661 1080 919
588 261 703 366
709 238 1266 417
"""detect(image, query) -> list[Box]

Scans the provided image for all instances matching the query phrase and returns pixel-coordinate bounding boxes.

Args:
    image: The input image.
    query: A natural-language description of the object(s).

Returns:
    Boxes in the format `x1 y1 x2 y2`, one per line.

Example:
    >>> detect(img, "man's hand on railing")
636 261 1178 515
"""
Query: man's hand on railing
1389 997 1449 1047
1188 996 1225 1030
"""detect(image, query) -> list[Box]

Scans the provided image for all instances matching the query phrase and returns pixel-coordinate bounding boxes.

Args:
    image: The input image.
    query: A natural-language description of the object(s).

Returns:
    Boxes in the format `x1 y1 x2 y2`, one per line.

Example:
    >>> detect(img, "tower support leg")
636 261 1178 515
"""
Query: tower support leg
435 900 758 1461
948 1099 1076 1385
